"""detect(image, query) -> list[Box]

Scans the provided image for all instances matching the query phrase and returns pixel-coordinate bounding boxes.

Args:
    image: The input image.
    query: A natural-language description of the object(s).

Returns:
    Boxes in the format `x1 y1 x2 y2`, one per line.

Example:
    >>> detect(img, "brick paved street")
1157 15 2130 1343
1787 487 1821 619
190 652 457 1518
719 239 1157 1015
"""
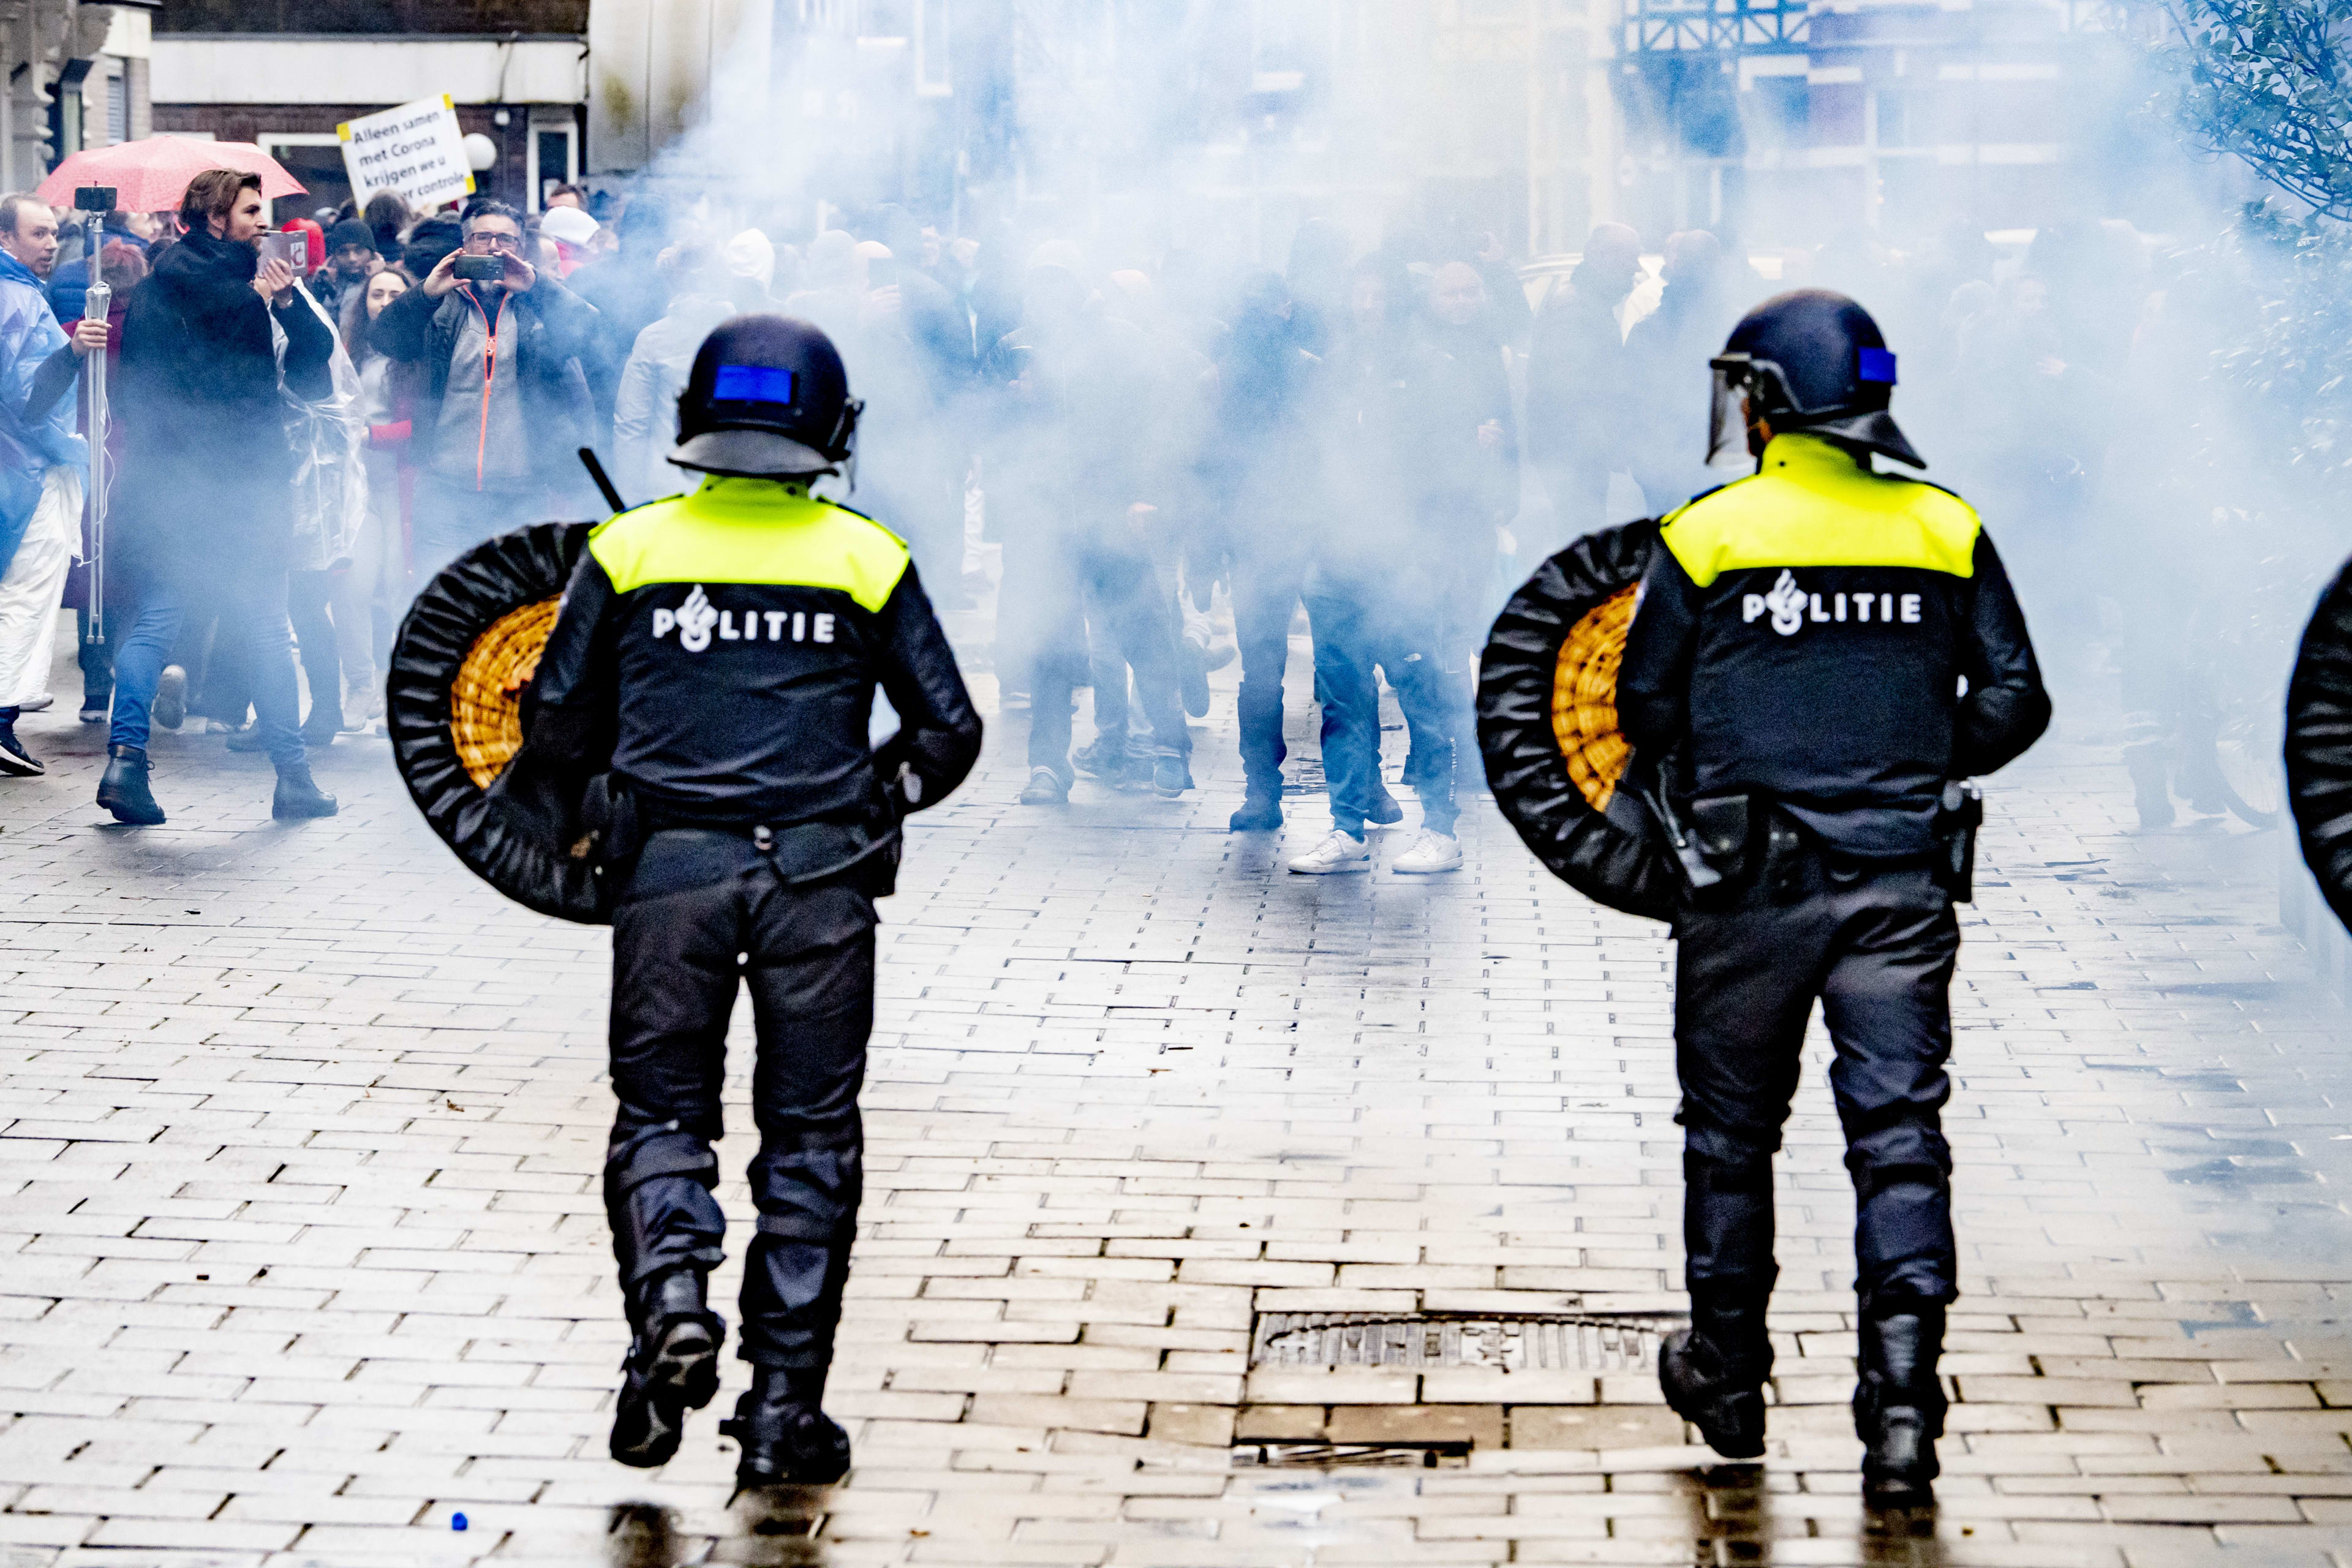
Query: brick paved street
6 618 2352 1568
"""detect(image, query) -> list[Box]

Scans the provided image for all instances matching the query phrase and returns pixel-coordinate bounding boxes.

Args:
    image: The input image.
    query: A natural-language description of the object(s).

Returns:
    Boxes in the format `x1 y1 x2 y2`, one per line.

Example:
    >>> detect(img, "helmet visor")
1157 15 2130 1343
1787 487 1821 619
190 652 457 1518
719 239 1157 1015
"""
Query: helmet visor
1705 356 1752 468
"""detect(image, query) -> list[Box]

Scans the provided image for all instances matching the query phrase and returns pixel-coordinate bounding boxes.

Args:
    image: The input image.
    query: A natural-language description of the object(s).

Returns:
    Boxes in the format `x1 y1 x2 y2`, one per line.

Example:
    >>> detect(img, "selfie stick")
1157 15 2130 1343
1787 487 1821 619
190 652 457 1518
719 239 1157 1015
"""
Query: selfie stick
81 278 110 646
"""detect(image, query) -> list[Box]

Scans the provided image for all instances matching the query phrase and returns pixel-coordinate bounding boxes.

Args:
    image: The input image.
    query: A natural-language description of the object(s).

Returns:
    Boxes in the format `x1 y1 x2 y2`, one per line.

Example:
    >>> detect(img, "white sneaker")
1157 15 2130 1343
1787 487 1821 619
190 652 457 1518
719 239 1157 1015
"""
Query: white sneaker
1392 829 1463 875
1288 829 1372 875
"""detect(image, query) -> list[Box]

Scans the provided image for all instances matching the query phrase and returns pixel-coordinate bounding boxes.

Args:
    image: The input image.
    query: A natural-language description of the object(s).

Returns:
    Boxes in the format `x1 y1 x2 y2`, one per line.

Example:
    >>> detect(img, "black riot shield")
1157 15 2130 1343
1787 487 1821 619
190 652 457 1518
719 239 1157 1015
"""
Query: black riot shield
1477 519 1679 922
388 521 614 925
2286 555 2352 934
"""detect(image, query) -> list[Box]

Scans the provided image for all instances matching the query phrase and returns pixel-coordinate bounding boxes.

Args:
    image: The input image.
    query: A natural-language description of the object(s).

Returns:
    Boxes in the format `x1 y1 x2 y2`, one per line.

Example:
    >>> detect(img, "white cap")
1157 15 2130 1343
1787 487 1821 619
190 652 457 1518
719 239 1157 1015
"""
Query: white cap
723 228 775 292
539 205 600 248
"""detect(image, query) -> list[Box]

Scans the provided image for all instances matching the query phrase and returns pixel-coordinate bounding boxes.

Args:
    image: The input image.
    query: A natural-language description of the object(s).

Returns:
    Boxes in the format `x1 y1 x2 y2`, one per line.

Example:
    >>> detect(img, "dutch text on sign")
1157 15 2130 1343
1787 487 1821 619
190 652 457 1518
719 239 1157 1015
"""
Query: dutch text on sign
338 94 473 211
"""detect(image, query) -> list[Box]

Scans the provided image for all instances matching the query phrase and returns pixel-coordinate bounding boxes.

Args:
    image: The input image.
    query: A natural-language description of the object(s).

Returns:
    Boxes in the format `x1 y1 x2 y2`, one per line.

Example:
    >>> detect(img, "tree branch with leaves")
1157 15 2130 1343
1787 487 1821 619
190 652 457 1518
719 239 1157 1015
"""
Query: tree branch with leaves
2147 0 2352 219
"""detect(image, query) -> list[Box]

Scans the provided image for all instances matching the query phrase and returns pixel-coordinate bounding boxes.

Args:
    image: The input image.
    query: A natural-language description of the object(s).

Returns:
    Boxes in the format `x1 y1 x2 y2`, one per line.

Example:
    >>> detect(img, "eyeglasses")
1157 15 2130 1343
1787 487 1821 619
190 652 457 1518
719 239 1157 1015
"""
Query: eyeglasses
462 231 523 255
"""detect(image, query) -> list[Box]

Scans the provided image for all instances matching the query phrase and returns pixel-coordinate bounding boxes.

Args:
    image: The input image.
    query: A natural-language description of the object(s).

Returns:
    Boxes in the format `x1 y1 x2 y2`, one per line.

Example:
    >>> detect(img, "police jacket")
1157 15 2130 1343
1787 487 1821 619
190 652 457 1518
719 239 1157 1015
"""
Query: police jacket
1617 432 2049 858
530 475 983 835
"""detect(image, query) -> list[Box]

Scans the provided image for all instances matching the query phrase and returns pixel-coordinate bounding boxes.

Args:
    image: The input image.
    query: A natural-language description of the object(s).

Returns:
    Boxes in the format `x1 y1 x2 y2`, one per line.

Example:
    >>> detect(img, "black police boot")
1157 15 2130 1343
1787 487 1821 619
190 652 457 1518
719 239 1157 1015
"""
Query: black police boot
1368 788 1404 828
1855 1303 1947 1505
271 763 337 820
609 1269 725 1469
721 1365 851 1490
97 744 165 824
1229 788 1283 832
1660 1289 1771 1458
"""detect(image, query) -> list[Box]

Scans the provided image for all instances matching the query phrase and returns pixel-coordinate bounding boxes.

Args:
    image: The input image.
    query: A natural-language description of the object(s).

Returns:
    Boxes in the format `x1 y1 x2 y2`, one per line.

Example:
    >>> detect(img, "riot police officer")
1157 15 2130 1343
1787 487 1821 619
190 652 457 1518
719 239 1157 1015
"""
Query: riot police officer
528 315 982 1487
1616 290 2049 1502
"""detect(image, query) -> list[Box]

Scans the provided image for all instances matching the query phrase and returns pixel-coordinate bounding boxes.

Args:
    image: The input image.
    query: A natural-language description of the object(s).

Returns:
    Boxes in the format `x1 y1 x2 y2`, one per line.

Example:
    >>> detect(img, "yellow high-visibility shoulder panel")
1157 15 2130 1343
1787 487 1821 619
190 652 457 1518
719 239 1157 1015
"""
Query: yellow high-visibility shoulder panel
589 476 910 612
1660 432 1980 589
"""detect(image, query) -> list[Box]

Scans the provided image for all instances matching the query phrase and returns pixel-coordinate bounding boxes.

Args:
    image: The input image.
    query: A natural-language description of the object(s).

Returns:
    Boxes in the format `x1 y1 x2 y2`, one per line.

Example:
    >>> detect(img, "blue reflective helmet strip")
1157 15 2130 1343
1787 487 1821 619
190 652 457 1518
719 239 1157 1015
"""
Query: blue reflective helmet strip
712 364 796 404
1857 347 1897 385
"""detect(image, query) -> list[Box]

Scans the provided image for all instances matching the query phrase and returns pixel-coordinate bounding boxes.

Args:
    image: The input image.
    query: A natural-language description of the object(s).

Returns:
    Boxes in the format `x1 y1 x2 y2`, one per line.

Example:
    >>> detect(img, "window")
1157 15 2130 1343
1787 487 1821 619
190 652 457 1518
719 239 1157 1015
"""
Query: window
528 116 578 211
536 130 571 205
262 133 347 224
916 0 951 94
1874 88 1916 148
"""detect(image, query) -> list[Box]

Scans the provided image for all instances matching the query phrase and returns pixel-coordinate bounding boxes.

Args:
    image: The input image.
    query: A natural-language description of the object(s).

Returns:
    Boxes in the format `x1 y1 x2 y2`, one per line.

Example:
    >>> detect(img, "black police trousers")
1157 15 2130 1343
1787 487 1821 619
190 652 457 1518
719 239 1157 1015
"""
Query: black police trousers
1673 852 1959 1314
603 831 875 1371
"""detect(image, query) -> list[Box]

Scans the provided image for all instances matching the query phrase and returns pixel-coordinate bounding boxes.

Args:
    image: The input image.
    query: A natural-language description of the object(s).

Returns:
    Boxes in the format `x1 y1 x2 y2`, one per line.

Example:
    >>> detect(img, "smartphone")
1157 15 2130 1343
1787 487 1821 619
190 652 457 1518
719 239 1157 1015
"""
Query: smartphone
453 254 507 283
257 231 308 276
73 185 115 213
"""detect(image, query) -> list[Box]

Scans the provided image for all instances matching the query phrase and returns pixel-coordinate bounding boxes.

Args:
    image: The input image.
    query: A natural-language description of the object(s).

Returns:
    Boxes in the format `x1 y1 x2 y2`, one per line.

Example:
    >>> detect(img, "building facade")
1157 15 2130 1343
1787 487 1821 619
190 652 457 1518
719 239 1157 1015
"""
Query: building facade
0 2 158 195
1615 0 2113 249
151 0 589 222
579 0 2114 262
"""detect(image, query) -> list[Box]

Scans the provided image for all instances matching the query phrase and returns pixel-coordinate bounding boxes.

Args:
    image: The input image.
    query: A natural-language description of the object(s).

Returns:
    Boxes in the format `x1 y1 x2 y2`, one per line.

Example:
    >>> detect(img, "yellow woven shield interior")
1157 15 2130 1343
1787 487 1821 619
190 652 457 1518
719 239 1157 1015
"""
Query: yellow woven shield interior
451 597 560 789
1550 586 1635 811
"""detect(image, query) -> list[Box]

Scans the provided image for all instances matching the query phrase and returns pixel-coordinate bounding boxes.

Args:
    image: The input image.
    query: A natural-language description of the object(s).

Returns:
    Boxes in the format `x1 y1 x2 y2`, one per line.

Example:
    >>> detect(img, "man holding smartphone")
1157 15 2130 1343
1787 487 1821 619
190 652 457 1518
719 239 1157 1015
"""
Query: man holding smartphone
373 198 601 579
99 169 338 824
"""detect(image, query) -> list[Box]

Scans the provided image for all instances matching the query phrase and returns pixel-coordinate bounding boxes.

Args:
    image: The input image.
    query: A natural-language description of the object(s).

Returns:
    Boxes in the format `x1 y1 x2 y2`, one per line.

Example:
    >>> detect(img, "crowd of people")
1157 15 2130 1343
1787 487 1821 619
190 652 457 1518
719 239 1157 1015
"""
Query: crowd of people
0 164 2226 839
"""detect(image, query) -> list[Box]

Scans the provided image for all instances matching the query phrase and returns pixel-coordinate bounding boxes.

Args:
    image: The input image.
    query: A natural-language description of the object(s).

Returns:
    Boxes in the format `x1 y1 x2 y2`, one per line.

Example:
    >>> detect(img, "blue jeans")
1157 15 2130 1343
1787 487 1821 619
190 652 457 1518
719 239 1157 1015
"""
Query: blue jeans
111 570 306 769
1305 587 1457 837
1027 544 1189 780
412 475 552 586
1230 552 1305 794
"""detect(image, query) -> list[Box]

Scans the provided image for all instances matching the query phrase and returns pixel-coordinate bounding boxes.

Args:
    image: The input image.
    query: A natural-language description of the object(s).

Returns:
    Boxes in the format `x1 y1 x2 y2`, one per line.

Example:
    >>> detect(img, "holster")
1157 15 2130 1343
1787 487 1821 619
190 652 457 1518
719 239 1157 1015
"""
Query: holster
580 772 643 870
1681 794 1809 907
1932 781 1983 902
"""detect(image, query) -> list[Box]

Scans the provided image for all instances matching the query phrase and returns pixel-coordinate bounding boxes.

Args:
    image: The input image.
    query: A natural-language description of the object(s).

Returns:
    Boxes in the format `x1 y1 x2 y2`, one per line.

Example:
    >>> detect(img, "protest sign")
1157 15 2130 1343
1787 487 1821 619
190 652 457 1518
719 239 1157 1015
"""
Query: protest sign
338 95 473 210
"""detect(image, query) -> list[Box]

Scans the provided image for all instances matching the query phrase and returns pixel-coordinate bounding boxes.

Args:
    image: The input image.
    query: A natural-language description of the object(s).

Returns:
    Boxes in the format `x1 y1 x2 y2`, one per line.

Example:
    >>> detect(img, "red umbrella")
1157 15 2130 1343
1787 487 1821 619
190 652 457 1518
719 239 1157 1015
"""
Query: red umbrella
36 137 306 214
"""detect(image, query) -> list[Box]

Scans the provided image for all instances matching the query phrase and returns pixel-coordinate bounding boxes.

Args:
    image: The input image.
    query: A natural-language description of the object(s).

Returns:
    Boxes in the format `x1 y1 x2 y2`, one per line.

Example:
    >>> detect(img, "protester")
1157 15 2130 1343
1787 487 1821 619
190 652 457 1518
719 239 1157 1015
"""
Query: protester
0 195 106 775
362 189 412 266
573 194 671 429
271 268 371 749
1525 222 1642 552
989 246 1192 802
1291 252 1461 873
1200 268 1319 829
373 198 601 578
401 211 461 283
314 219 381 317
720 228 776 306
1100 268 1221 718
843 240 963 592
1625 229 1744 511
101 169 338 823
538 202 600 277
612 245 736 505
47 207 151 323
336 266 417 725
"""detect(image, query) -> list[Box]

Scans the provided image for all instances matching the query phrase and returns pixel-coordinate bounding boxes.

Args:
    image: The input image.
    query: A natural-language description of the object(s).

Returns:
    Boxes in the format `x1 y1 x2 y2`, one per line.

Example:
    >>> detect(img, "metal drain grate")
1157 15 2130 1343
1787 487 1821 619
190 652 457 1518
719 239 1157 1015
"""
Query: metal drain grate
1234 1441 1471 1468
1250 1312 1679 1374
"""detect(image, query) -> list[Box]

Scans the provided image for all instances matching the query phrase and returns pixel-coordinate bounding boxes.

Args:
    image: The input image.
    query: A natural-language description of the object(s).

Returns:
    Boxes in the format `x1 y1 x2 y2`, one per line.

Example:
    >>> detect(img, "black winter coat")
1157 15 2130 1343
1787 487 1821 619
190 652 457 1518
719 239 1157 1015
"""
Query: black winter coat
114 230 334 586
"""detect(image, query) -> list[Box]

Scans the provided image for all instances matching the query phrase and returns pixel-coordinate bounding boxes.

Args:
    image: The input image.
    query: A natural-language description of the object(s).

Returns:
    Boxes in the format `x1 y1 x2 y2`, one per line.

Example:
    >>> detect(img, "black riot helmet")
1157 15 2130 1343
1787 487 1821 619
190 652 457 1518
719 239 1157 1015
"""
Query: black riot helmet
1705 288 1923 470
669 314 863 479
